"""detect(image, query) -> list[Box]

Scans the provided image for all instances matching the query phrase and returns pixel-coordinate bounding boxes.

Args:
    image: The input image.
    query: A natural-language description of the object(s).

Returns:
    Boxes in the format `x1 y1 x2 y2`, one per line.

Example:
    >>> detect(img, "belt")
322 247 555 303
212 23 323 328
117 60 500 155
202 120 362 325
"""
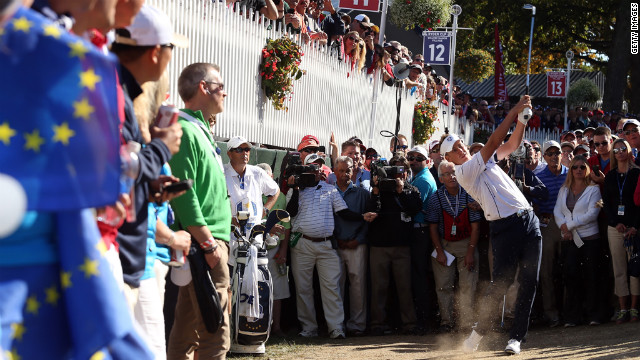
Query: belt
303 234 334 242
413 223 429 228
504 208 531 220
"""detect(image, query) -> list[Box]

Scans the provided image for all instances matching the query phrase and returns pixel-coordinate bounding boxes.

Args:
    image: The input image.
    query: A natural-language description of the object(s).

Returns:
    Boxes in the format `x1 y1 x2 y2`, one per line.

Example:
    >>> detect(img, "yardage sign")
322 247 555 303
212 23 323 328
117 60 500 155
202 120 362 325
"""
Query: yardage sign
338 0 380 12
422 31 452 65
547 72 567 98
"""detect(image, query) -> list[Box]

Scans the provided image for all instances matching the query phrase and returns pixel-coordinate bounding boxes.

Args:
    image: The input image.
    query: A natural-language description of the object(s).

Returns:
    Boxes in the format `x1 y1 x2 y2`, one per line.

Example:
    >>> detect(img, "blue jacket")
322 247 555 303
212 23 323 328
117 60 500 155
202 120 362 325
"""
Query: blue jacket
411 167 437 224
334 182 371 244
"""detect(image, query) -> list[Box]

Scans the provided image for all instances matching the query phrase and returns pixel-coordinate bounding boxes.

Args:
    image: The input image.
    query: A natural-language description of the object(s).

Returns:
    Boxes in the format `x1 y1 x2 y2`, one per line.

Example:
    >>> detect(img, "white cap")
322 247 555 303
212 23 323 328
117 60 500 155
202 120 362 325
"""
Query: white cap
543 140 561 154
440 133 461 155
304 153 325 165
227 136 251 150
428 140 440 152
407 146 429 158
115 5 189 48
623 119 640 129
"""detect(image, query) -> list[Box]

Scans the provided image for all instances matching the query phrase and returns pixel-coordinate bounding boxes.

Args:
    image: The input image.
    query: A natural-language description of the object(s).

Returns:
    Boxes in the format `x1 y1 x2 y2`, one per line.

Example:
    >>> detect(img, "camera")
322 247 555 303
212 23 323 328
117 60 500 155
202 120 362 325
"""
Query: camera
508 142 533 181
370 158 405 192
284 152 319 188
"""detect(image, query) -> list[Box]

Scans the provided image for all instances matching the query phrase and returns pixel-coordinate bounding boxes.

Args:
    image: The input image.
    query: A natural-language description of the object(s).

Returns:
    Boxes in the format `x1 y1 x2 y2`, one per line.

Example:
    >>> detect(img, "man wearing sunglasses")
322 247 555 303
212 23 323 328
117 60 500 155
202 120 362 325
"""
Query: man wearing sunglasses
389 134 409 157
407 146 438 332
587 127 613 186
297 134 332 178
622 119 640 164
168 62 232 359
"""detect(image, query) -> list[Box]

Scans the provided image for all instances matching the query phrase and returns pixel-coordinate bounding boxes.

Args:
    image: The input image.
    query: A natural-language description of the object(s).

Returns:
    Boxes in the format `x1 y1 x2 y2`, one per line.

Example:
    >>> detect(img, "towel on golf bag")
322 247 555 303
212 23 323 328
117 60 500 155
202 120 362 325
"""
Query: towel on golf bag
239 245 261 321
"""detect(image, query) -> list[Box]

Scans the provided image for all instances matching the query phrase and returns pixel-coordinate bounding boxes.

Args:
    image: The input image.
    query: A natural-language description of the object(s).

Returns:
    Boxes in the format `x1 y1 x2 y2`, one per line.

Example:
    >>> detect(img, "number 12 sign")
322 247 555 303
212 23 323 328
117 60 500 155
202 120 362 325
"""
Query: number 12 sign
422 31 452 65
547 72 566 98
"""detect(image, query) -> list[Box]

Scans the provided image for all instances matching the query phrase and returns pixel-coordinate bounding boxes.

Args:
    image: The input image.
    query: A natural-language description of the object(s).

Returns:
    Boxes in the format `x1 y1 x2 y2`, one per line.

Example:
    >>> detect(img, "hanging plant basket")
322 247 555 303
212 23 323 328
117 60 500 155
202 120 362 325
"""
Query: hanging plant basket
413 100 439 144
455 49 494 83
260 37 305 111
389 0 452 31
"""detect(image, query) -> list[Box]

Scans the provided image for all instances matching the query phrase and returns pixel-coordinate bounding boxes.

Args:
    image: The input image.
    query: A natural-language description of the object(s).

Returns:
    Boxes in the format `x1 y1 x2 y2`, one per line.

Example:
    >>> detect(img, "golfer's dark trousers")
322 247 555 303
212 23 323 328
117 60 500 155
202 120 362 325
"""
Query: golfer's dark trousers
477 209 542 341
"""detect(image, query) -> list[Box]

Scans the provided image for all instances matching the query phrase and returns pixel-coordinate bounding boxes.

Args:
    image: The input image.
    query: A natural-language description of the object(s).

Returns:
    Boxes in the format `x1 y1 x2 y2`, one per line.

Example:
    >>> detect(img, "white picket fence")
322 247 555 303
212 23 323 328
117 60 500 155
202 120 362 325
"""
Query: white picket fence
147 0 443 158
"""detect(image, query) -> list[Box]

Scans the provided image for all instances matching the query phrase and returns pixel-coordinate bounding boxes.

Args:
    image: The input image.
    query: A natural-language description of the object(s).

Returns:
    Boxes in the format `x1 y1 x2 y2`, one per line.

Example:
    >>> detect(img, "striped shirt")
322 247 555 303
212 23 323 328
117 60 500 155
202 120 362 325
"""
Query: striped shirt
426 186 481 238
455 151 531 221
286 181 348 238
533 165 568 214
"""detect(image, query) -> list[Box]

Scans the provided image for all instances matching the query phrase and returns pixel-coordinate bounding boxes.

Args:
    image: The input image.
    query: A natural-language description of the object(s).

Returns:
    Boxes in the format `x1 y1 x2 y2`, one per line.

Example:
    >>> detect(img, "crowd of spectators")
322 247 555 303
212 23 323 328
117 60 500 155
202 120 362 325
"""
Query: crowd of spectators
4 1 640 360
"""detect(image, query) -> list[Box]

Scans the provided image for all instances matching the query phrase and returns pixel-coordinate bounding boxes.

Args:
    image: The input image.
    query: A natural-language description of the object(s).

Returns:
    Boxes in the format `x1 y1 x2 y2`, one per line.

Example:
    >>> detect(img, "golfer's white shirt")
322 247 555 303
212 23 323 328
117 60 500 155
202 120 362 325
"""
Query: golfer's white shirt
455 151 532 221
224 164 279 232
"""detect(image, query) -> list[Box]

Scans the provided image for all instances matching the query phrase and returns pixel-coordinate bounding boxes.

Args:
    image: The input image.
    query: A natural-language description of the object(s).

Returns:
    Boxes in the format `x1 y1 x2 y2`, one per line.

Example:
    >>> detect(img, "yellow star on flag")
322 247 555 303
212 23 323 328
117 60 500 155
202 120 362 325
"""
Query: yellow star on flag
79 68 102 91
6 348 21 360
23 129 45 153
89 351 106 360
68 41 89 59
60 271 72 289
11 323 26 341
0 121 17 145
52 122 75 145
45 285 60 306
79 257 100 278
43 24 62 39
96 241 108 257
0 27 4 36
12 17 32 33
25 295 40 315
73 98 94 121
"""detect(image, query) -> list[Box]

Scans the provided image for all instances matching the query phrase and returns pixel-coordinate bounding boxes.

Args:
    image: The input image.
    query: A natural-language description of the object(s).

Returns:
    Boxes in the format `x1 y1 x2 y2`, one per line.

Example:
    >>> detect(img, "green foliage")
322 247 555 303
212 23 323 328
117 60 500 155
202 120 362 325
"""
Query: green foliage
473 127 492 144
389 0 452 31
260 37 305 111
454 49 493 83
412 101 439 144
567 78 600 106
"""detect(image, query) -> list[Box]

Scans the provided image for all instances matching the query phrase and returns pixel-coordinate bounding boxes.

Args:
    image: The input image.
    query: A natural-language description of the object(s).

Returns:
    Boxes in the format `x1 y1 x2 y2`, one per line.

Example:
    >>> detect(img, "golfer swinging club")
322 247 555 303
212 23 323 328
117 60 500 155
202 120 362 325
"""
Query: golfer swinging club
440 95 540 355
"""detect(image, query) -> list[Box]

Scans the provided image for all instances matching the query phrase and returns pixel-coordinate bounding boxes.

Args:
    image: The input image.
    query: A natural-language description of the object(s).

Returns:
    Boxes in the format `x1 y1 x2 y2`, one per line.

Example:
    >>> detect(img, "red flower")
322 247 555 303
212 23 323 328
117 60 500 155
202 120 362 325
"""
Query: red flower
427 18 430 23
437 19 441 23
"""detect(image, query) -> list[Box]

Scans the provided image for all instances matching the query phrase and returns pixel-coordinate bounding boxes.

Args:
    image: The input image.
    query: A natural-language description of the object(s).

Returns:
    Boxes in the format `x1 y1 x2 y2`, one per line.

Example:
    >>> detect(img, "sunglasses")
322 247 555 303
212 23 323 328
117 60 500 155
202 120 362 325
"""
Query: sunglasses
230 147 251 153
616 129 625 134
593 141 609 147
545 151 561 157
366 154 378 159
395 145 408 150
300 147 319 153
204 80 224 92
347 36 359 42
161 43 175 50
533 147 540 152
407 155 426 162
613 146 627 154
624 129 639 135
571 165 587 170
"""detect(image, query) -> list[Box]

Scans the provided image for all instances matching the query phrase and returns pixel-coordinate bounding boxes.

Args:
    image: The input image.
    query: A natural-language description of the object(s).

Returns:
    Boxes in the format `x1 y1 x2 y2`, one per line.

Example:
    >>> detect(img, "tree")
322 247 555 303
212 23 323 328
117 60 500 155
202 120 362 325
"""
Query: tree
450 0 631 111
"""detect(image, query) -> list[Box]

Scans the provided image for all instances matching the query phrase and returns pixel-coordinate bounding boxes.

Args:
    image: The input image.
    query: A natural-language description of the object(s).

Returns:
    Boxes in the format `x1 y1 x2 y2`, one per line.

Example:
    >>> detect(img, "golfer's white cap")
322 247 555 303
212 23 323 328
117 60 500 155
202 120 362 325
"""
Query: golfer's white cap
440 133 461 155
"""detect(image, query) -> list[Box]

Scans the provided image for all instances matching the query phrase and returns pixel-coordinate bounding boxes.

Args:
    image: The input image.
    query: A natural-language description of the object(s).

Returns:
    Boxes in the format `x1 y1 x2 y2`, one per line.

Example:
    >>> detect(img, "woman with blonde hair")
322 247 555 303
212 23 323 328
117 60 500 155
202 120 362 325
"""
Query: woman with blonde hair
553 155 602 326
603 138 640 324
343 31 366 72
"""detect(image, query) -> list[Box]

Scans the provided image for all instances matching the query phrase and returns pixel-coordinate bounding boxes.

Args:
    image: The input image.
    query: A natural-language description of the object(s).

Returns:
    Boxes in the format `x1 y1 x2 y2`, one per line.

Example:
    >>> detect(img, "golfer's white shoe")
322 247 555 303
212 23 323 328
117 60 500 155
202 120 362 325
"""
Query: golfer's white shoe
505 339 521 355
462 330 483 352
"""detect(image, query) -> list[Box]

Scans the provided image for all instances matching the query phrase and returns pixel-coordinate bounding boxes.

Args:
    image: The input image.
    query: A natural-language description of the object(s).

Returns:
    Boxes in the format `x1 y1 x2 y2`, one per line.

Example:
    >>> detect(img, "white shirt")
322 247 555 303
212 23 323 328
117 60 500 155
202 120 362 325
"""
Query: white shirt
224 164 279 233
286 181 348 238
455 151 532 221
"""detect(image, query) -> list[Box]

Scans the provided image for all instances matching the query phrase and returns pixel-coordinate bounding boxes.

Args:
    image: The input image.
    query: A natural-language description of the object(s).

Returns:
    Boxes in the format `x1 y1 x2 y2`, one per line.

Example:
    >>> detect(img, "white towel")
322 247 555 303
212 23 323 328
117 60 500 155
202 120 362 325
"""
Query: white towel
572 229 584 248
238 245 261 321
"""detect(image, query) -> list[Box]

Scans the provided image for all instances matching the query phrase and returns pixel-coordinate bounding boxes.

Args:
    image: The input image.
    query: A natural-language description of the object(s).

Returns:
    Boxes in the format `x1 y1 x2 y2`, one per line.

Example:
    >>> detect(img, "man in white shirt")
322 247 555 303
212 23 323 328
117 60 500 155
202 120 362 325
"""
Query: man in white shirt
440 96 540 355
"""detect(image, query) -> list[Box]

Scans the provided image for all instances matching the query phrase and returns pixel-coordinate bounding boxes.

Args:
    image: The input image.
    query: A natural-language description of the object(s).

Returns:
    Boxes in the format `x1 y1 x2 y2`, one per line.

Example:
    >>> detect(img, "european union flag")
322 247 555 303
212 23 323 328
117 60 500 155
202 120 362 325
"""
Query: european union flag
0 6 121 211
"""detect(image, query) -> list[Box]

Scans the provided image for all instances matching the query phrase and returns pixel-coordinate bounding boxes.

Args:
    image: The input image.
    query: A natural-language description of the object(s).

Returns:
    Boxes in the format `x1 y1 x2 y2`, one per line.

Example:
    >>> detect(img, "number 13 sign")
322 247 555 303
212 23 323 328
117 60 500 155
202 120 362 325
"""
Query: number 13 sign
422 31 452 65
338 0 380 12
547 72 567 98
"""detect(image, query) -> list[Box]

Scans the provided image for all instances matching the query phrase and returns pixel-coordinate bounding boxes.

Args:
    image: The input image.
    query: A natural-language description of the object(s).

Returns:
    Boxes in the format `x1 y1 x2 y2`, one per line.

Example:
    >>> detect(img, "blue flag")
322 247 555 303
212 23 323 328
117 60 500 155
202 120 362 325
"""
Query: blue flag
0 6 121 211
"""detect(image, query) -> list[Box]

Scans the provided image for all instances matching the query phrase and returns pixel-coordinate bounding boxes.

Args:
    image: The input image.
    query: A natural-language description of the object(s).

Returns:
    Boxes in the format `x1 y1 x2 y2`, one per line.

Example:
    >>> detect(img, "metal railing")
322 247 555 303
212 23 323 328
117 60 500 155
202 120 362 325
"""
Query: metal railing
148 0 435 158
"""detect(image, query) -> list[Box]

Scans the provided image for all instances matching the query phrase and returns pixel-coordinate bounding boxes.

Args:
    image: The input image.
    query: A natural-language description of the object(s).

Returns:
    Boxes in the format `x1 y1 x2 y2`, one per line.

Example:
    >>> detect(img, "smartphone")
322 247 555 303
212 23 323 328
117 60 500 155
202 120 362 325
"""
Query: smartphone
318 145 326 153
163 179 193 193
592 164 600 173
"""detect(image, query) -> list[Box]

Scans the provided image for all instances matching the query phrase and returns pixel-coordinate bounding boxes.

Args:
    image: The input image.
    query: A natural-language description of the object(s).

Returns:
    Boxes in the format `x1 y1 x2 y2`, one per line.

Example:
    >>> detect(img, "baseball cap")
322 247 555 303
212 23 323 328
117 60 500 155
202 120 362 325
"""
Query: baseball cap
407 146 428 158
573 144 590 155
440 133 461 155
408 64 423 73
227 136 251 150
560 141 575 150
297 135 320 151
469 142 484 153
594 109 604 115
365 147 378 158
588 111 593 117
304 153 325 165
114 5 189 48
623 119 640 129
348 136 367 152
428 140 440 152
543 140 561 153
354 14 373 27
